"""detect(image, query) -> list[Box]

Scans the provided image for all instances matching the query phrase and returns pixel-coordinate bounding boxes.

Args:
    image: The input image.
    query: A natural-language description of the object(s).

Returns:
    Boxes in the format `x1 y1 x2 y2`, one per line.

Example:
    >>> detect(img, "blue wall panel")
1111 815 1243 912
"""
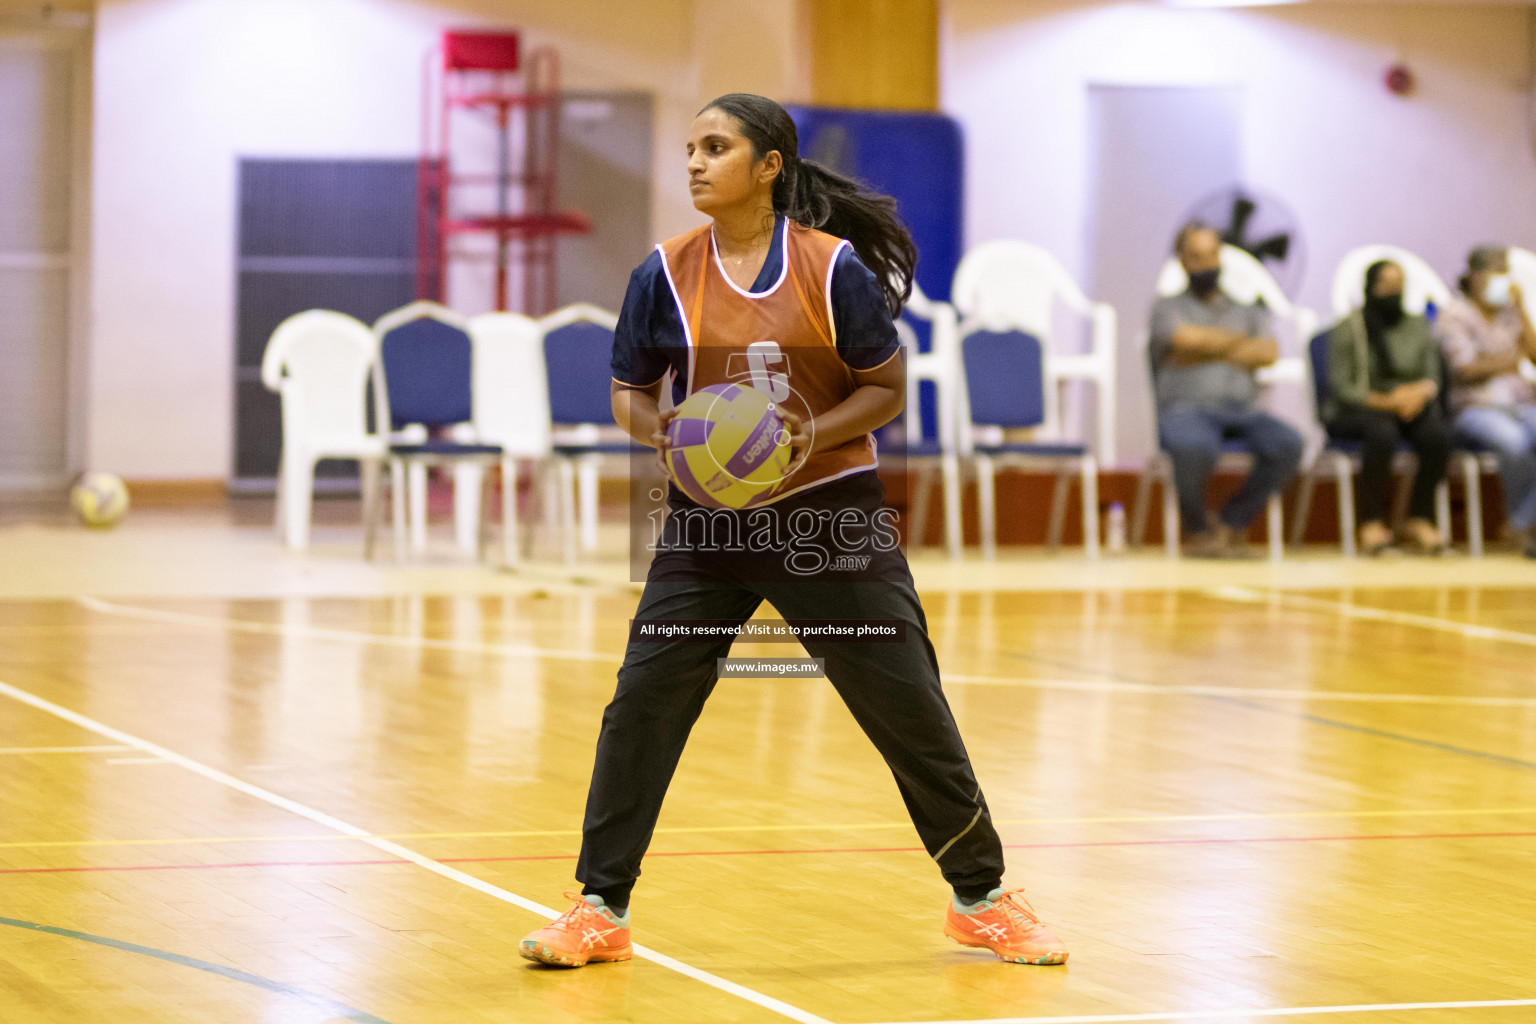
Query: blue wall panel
786 106 964 303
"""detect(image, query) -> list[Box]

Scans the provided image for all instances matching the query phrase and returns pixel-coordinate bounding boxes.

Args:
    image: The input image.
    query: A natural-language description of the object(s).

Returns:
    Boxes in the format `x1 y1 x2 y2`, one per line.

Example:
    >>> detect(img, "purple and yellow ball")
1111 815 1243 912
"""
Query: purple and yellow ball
664 383 792 509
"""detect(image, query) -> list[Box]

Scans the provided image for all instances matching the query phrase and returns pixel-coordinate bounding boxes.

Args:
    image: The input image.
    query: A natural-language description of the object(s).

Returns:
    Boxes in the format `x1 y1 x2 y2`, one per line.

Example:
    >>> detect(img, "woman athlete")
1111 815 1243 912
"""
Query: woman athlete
519 93 1067 969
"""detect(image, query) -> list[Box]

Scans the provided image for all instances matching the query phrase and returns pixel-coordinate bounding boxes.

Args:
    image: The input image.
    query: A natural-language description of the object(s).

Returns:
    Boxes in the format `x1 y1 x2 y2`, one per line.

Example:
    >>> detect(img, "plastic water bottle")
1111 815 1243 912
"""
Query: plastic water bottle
1106 502 1127 555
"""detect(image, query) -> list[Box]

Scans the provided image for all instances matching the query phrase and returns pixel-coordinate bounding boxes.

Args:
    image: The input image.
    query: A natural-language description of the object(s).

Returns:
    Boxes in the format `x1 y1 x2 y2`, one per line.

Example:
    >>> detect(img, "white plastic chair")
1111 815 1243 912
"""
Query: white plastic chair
1507 247 1536 386
1331 244 1453 320
261 310 386 553
951 240 1119 465
895 282 963 559
1132 245 1310 560
539 303 627 563
467 312 554 567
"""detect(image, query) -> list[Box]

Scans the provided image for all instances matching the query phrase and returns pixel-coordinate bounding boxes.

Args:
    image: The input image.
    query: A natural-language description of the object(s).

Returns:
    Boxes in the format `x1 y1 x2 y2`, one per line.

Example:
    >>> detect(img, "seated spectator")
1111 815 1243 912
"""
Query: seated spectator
1149 223 1303 557
1438 245 1536 558
1323 260 1450 555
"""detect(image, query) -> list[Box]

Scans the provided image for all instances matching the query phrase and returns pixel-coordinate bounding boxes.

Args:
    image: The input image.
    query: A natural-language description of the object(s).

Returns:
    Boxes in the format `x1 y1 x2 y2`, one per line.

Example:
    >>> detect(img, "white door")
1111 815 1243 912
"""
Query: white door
0 29 84 491
1085 85 1244 468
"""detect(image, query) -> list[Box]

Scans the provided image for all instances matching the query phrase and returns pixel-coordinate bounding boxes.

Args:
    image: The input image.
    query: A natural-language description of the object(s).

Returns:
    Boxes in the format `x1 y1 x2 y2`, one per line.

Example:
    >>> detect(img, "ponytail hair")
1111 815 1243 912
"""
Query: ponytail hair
700 93 917 315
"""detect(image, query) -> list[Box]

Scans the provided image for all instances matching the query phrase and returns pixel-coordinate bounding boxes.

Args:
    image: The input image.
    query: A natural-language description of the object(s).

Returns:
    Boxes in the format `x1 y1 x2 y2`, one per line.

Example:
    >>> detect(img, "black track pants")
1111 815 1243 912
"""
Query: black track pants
575 552 1006 907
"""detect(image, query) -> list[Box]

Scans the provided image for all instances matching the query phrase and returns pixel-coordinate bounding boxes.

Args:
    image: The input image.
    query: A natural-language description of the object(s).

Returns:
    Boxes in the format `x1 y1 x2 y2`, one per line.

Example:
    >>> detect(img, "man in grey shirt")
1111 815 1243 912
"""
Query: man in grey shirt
1149 223 1303 556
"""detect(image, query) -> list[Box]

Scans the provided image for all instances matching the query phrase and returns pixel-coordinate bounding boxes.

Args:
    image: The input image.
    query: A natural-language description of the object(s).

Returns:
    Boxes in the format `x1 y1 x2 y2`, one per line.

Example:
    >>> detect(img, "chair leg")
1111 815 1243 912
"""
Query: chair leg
408 462 429 553
1390 458 1413 531
453 463 484 555
361 457 381 560
976 456 997 560
557 458 578 564
941 455 963 559
1435 478 1452 549
1290 463 1317 546
1081 456 1100 561
1335 455 1357 558
1464 455 1484 558
1046 468 1071 550
1266 493 1284 562
476 461 494 564
909 466 935 550
1130 464 1155 547
1160 459 1180 560
280 452 315 551
578 456 600 553
391 459 409 562
540 459 562 561
273 447 287 537
502 458 518 569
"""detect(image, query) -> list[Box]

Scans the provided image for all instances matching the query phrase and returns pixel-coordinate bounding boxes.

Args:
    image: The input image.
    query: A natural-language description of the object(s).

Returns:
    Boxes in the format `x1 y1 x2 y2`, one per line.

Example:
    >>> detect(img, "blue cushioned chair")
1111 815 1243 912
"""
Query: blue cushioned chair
539 303 631 562
958 327 1099 559
893 284 963 559
371 302 510 562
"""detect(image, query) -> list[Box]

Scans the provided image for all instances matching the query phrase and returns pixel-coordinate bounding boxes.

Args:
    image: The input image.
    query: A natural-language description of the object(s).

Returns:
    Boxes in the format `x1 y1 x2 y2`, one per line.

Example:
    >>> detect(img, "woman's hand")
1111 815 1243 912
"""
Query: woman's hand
1390 380 1437 421
775 409 814 473
652 407 678 477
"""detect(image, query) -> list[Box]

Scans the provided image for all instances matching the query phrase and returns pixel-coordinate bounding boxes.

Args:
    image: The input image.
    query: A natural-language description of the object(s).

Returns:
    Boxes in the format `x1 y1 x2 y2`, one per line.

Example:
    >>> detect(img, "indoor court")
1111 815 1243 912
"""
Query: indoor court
5 0 1536 1022
1 511 1535 1023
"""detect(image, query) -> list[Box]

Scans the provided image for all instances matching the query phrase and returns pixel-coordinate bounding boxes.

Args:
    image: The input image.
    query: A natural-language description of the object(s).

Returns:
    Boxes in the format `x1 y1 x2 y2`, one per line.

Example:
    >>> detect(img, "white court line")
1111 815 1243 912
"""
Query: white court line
942 674 1536 708
0 677 830 1024
0 745 132 755
1208 587 1536 648
77 598 1536 709
105 757 173 765
75 596 616 664
867 997 1536 1023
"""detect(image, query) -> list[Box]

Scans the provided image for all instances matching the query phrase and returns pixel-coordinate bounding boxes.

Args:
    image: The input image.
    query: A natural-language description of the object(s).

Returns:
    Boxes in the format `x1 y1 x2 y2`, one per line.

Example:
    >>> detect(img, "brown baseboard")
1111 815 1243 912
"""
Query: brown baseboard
123 479 229 507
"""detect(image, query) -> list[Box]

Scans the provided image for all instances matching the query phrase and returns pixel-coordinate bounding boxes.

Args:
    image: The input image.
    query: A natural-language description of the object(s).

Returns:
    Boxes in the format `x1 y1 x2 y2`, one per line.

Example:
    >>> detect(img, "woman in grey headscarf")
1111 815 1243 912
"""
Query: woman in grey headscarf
1437 245 1536 558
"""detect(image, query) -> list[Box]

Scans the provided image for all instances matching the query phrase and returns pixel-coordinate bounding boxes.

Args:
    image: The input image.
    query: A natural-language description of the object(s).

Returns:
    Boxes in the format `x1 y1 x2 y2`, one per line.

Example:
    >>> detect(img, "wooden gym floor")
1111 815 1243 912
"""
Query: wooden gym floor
1 496 1535 1023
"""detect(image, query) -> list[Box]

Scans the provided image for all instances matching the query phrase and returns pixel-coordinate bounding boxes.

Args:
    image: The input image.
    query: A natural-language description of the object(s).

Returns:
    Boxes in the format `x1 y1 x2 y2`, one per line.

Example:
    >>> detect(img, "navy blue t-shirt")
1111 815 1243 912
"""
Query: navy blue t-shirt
611 216 900 403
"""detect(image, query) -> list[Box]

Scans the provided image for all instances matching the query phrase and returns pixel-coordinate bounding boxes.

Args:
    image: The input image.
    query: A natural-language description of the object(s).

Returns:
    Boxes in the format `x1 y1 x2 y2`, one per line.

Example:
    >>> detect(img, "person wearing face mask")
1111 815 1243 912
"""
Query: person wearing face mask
1148 222 1304 557
1436 245 1536 558
1321 261 1449 555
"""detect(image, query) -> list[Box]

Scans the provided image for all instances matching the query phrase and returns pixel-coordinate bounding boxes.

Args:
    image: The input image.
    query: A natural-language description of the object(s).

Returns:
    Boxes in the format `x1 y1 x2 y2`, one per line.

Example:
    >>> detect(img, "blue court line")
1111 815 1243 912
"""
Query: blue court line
1001 651 1536 772
1210 696 1536 773
0 915 394 1023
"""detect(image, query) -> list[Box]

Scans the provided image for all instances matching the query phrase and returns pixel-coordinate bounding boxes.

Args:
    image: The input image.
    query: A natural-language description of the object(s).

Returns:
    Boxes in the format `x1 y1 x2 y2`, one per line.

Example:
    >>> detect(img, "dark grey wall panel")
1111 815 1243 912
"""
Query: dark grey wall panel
239 160 419 259
235 269 414 368
234 158 420 486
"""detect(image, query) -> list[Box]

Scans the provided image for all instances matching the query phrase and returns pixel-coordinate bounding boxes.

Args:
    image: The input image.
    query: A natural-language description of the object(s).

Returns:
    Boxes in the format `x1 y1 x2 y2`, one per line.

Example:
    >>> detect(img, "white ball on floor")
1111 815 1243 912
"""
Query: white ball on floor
70 472 130 528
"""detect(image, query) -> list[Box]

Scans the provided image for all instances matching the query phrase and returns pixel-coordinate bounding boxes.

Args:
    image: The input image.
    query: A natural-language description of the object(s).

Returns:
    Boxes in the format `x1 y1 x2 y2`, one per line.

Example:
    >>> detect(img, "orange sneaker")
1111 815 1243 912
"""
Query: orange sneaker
943 888 1069 965
519 892 632 967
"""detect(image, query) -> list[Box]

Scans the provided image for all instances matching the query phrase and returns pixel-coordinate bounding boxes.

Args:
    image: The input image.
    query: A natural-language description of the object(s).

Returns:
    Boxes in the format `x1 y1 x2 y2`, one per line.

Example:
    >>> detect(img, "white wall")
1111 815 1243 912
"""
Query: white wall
944 1 1536 465
86 0 804 479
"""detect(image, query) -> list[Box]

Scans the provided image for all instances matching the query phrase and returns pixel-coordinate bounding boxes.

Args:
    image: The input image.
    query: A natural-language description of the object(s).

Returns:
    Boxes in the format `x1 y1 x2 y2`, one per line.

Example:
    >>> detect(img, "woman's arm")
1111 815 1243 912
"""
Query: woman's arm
777 354 904 468
612 379 672 449
1328 317 1370 410
1511 283 1536 360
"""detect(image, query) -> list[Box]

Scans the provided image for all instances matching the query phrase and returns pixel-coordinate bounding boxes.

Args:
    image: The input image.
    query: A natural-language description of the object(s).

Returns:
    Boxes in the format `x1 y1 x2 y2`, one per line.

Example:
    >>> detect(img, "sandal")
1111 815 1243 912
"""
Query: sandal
1399 518 1448 556
1357 522 1394 557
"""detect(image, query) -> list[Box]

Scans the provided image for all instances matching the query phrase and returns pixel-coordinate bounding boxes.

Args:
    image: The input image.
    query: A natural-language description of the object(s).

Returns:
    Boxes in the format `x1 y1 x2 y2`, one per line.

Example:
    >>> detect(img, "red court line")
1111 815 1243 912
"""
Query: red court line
2 829 1534 876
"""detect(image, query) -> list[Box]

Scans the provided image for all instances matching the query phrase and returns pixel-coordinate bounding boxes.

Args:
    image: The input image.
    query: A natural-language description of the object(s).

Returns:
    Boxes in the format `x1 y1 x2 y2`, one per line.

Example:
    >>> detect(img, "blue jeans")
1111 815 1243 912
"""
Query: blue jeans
1159 405 1304 533
1455 405 1536 531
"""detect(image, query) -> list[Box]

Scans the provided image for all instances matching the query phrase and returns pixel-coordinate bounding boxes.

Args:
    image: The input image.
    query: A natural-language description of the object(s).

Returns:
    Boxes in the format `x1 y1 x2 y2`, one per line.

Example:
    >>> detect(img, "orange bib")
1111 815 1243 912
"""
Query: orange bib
657 219 878 502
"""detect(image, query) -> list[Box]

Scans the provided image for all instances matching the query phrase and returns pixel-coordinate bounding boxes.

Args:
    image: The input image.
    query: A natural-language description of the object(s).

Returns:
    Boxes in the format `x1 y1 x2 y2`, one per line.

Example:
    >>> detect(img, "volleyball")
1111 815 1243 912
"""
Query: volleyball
665 383 792 509
70 472 130 528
